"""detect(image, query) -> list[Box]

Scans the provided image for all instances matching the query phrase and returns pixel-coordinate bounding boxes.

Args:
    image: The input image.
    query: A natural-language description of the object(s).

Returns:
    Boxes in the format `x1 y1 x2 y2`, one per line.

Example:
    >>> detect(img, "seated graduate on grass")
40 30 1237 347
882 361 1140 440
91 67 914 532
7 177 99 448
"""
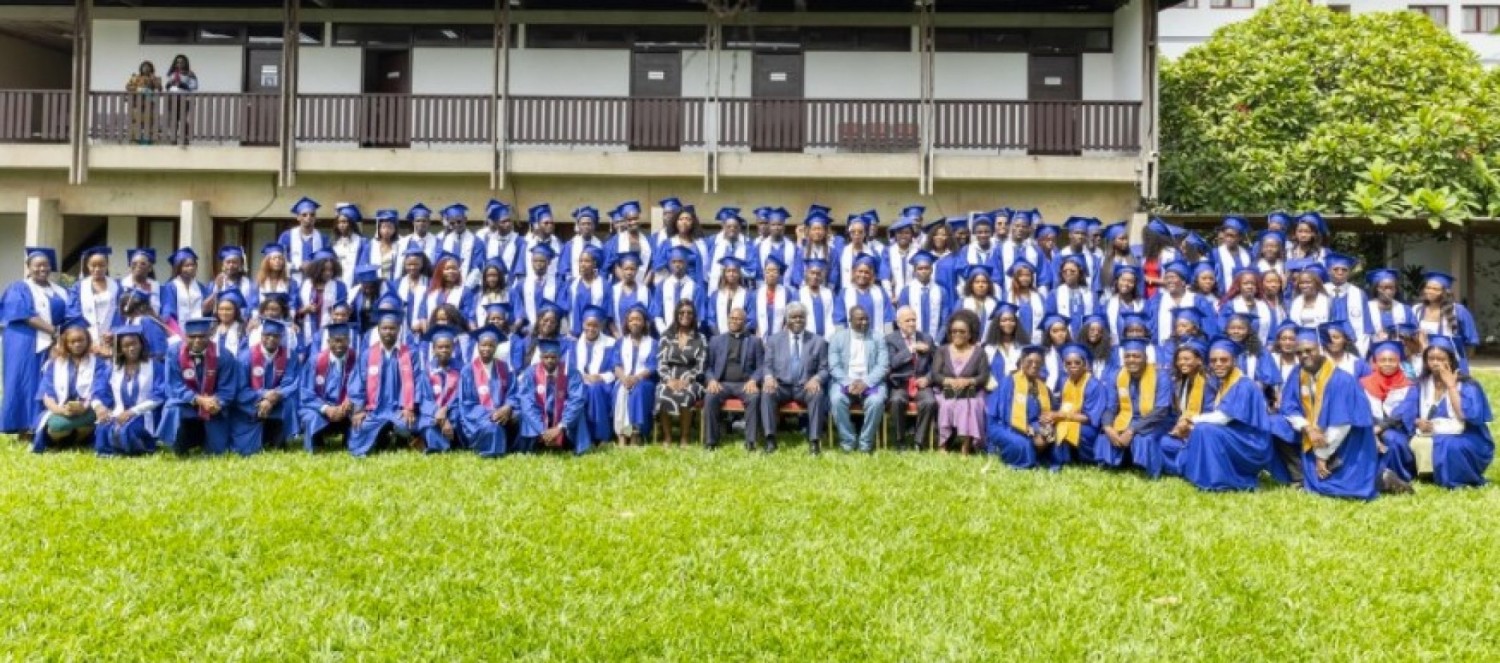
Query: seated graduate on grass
229 318 300 455
1360 340 1418 491
1392 336 1494 489
1317 319 1370 379
1145 340 1216 480
298 321 358 453
1097 338 1174 470
158 317 241 455
419 324 464 453
32 317 111 453
573 305 618 446
347 310 436 457
1044 342 1110 467
985 345 1055 469
94 324 165 457
514 338 590 454
459 324 519 458
1176 337 1273 492
1278 327 1382 500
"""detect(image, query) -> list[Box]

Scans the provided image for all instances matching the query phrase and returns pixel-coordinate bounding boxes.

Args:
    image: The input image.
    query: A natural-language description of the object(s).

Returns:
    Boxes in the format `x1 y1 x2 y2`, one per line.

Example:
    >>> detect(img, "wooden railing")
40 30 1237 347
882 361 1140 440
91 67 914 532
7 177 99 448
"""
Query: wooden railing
6 93 1141 154
87 91 279 145
0 90 71 143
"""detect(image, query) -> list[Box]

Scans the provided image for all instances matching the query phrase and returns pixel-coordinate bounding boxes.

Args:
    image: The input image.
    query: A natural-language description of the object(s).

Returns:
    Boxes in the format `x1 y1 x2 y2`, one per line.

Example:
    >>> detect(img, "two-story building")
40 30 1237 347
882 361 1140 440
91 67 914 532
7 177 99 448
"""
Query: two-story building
0 0 1177 276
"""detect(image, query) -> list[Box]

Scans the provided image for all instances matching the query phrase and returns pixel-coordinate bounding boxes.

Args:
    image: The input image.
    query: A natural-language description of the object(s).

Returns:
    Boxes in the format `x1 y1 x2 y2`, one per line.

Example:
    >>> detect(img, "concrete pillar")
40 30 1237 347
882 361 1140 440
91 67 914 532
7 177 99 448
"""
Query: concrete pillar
1128 211 1148 251
179 200 213 268
25 197 63 248
106 215 138 275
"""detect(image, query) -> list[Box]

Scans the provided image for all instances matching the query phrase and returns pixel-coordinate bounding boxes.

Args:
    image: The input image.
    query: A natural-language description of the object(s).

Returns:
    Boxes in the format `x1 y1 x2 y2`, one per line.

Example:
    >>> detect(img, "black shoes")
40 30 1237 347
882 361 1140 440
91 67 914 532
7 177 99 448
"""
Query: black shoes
1379 469 1415 495
809 440 821 456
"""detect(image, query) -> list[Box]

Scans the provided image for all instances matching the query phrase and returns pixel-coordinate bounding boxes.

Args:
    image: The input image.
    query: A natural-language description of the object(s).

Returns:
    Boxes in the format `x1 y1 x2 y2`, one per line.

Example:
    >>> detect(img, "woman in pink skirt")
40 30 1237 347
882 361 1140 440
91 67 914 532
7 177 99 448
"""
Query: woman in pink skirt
933 309 990 453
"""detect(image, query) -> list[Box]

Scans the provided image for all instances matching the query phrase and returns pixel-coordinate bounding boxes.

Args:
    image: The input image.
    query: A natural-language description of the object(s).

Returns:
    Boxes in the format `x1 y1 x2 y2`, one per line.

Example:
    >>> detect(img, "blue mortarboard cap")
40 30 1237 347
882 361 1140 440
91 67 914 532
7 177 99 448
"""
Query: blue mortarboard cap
1220 216 1249 234
1035 225 1059 239
335 203 362 222
128 247 157 264
846 213 868 228
581 245 605 266
406 203 432 221
970 213 994 229
620 200 643 216
1103 223 1128 242
401 243 428 260
659 197 682 212
1257 230 1286 246
1060 342 1092 363
354 265 381 284
802 258 829 272
581 305 608 322
861 209 881 227
1317 320 1352 346
1081 313 1109 330
1366 268 1399 286
1325 253 1356 271
910 250 937 267
1007 258 1036 276
217 246 245 262
473 324 504 343
291 197 320 215
753 206 772 220
1020 345 1045 359
375 309 404 325
1296 212 1328 236
375 293 404 310
433 250 462 267
1179 338 1209 358
1225 310 1259 329
719 255 747 271
808 204 831 218
1391 322 1418 338
1011 210 1036 226
1120 311 1151 331
768 208 790 223
1426 334 1459 356
1192 261 1216 278
112 324 143 340
668 246 694 263
1087 218 1103 231
964 264 993 282
1422 271 1454 290
573 205 598 221
1120 338 1151 354
995 302 1020 318
716 207 743 224
441 203 469 220
1041 313 1071 332
538 300 566 318
853 254 880 271
485 200 512 222
424 324 459 344
1172 306 1206 328
1163 260 1192 280
260 318 287 336
259 292 291 310
1183 232 1210 253
1060 254 1090 276
923 218 945 233
166 247 196 267
261 242 285 256
1064 216 1091 234
310 248 337 264
614 251 642 267
184 318 214 336
1368 339 1404 360
216 288 247 310
529 242 557 260
626 302 650 318
59 315 89 333
324 322 353 338
375 208 400 223
1301 263 1329 283
888 217 915 234
484 302 512 318
1114 263 1143 282
761 253 787 273
1266 211 1292 227
528 204 553 224
901 205 925 221
608 207 624 223
947 216 968 231
1209 336 1242 356
805 212 831 227
537 338 562 355
1146 217 1171 237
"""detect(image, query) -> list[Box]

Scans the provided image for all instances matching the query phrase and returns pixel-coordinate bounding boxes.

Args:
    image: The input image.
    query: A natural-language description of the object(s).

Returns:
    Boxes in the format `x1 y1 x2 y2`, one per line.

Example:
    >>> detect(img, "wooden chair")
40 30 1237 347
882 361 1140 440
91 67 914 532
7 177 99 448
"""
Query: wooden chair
699 398 815 449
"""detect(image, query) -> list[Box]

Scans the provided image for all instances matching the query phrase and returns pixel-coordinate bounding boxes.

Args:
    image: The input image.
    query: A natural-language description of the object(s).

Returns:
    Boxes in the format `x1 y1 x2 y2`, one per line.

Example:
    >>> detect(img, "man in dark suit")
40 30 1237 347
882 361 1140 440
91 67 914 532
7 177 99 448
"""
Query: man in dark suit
757 302 829 454
704 307 764 450
886 305 937 450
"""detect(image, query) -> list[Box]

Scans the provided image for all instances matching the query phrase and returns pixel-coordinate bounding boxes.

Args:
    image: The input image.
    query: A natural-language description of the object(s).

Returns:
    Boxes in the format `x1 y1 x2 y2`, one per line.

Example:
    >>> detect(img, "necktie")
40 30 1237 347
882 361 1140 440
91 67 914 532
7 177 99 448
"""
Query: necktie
920 286 932 335
676 282 684 310
66 361 78 401
329 356 343 399
811 294 825 336
533 281 544 315
194 357 204 392
791 334 802 379
900 250 908 284
766 289 776 337
545 377 556 427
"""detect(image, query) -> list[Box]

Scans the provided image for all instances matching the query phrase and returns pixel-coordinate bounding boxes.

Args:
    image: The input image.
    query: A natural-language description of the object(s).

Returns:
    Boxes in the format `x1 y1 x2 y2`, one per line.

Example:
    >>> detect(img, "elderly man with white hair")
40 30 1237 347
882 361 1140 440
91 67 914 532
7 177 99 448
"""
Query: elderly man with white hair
885 305 937 450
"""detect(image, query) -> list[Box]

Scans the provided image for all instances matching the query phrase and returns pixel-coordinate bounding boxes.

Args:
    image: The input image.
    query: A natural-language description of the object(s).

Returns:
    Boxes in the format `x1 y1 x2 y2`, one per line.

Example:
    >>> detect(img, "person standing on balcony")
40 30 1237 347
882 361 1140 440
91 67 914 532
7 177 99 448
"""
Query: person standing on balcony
604 202 654 289
125 61 162 144
436 203 481 287
162 54 198 145
330 203 369 289
279 197 327 282
478 200 523 279
401 203 439 264
559 206 603 283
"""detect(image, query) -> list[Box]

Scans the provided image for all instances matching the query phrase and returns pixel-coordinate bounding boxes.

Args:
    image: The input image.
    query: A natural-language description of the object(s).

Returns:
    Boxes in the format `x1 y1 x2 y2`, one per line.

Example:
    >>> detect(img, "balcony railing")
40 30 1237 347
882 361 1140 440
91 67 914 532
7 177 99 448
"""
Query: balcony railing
0 90 1142 154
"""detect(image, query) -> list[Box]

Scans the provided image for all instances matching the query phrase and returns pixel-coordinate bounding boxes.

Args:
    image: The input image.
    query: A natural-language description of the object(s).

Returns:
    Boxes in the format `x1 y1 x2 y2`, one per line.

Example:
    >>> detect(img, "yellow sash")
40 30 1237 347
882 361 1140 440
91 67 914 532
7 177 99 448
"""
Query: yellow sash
1214 367 1243 409
1057 375 1088 445
1113 364 1156 431
1178 373 1206 418
1009 372 1052 434
1297 360 1335 452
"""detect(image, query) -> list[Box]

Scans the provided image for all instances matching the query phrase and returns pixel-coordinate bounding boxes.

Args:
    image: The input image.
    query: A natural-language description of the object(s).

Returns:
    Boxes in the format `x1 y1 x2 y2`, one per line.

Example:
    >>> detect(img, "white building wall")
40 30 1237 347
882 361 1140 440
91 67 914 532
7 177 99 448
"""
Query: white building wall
92 20 243 92
411 48 493 95
298 47 361 94
508 49 630 96
0 215 24 278
1082 53 1116 100
932 53 1028 99
1113 0 1145 100
804 52 920 99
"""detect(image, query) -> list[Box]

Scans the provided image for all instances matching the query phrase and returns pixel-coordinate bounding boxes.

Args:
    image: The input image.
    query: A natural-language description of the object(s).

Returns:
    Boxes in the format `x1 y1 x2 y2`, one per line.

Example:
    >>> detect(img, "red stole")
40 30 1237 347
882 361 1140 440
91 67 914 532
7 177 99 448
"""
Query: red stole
178 343 218 419
249 344 288 391
533 363 568 430
315 349 355 404
473 357 510 410
366 344 416 412
429 362 460 408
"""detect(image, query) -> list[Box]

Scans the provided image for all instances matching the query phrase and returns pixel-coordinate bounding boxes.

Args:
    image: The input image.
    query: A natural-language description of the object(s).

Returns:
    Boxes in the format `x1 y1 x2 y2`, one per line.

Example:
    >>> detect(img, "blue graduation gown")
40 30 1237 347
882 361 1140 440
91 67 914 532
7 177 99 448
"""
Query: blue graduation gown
458 357 517 458
1098 369 1174 469
1 280 67 432
514 364 590 454
230 346 301 454
298 348 358 451
160 278 212 328
157 349 242 455
985 373 1048 469
1178 375 1272 491
95 359 166 456
1395 379 1494 489
1050 376 1111 468
609 336 658 440
1280 366 1378 500
574 337 618 444
421 358 465 453
347 345 437 457
31 356 112 453
1145 377 1217 479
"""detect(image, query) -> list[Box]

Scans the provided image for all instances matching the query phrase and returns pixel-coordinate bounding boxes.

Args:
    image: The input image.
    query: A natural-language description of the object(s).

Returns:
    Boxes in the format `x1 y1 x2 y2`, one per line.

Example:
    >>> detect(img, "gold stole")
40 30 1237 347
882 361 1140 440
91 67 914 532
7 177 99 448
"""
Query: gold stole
1297 360 1334 452
1179 373 1207 418
1009 372 1052 434
1113 364 1156 431
1057 375 1088 445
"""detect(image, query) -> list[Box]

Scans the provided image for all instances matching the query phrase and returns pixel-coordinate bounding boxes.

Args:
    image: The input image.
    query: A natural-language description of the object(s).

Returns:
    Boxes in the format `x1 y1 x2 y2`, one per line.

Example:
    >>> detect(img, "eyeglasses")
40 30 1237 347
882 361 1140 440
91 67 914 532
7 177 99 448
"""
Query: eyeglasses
1295 348 1319 356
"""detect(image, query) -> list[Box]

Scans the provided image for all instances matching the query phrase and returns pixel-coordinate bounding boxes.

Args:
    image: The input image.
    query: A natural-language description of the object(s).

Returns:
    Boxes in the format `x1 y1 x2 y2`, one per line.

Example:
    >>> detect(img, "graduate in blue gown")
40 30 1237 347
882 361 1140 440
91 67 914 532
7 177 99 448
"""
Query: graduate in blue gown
230 318 299 454
347 310 436 457
160 247 213 334
32 317 111 452
1319 319 1369 378
514 338 590 454
1279 328 1379 500
157 318 242 455
94 325 165 456
459 324 519 458
1393 337 1494 489
1361 340 1417 491
1098 338 1174 470
1147 340 1216 479
573 305 618 445
610 303 658 445
299 322 358 452
2 247 70 433
419 325 464 453
1177 337 1273 491
985 345 1052 468
566 245 612 338
117 287 172 362
1045 342 1111 468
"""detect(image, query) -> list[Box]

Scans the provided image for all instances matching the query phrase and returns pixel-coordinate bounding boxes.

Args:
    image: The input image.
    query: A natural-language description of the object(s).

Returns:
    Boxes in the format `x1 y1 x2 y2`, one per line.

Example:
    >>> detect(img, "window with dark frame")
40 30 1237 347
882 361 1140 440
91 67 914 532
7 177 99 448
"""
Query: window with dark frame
1410 5 1450 26
1462 5 1500 32
142 21 323 46
1209 0 1253 7
933 28 1110 53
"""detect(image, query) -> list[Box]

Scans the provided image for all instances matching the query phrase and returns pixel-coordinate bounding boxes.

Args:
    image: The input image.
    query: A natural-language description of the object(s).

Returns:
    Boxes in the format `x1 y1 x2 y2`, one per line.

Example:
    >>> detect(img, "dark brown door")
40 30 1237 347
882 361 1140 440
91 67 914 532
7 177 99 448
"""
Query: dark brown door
629 52 682 151
1028 54 1082 156
363 49 411 147
242 48 281 145
751 52 804 152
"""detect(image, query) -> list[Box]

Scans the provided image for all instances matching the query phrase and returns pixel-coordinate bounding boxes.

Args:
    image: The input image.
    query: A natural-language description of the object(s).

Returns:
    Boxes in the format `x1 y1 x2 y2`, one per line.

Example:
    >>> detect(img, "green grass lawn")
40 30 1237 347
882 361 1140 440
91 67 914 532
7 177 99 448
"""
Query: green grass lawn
3 377 1500 659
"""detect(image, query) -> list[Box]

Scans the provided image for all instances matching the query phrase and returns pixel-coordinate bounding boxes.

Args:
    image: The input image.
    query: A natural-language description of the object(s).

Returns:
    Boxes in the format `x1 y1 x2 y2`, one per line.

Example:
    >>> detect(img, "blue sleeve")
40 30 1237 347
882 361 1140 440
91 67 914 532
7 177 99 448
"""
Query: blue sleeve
37 360 57 406
65 284 83 319
1457 304 1480 349
1083 379 1110 428
277 354 301 401
1461 380 1492 426
561 368 585 427
159 282 179 323
299 359 325 413
1101 380 1120 425
2 281 35 324
91 359 113 408
1278 368 1304 419
165 357 195 406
